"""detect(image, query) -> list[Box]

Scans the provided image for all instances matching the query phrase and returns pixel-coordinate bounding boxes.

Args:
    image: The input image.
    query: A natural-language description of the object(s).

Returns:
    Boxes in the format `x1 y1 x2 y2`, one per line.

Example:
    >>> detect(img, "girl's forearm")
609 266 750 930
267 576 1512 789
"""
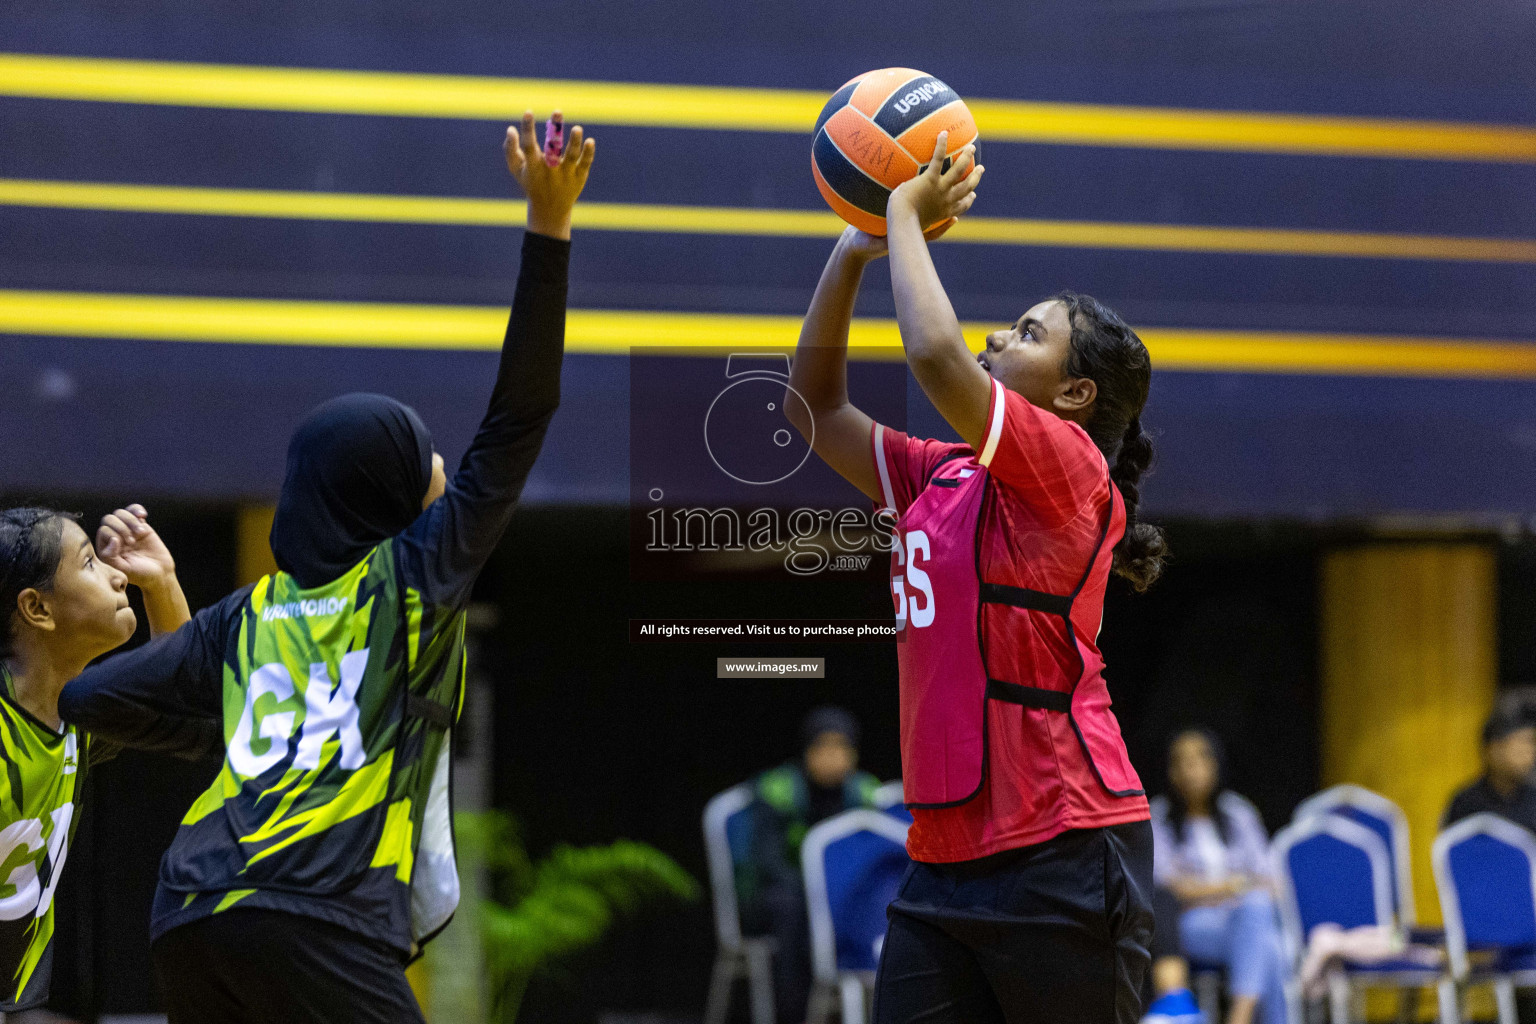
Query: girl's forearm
785 231 885 500
886 200 968 367
139 575 192 637
788 238 867 415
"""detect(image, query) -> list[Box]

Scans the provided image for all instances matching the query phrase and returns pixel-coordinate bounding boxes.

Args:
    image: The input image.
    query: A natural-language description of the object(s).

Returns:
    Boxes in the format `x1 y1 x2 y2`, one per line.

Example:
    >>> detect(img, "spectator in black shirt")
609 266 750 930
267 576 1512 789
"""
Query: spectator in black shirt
1443 706 1536 834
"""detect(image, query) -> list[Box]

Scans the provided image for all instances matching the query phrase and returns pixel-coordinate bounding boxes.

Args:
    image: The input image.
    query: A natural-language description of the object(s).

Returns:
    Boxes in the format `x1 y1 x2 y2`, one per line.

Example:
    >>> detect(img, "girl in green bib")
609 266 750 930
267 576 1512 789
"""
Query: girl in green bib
0 504 193 1012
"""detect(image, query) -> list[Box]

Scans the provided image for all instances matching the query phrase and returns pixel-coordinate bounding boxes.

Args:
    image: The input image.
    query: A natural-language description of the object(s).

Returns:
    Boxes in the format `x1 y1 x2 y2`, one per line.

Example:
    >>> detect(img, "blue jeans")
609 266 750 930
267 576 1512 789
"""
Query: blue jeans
1179 889 1290 1024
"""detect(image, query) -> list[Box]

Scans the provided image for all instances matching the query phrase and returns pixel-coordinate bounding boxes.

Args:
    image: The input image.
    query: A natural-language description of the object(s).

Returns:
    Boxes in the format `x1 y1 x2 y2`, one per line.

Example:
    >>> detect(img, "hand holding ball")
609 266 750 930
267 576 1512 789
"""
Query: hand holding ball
811 68 979 236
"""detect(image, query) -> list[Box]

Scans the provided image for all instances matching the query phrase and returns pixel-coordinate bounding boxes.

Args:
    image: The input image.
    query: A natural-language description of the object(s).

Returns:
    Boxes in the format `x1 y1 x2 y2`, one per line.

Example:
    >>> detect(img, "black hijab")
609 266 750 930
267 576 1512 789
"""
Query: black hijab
270 393 434 588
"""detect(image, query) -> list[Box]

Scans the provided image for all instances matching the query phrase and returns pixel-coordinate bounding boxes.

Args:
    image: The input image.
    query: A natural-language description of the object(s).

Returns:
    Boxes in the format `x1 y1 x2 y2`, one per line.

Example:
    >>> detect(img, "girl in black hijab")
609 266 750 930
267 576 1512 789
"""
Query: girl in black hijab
59 112 595 1024
269 391 442 588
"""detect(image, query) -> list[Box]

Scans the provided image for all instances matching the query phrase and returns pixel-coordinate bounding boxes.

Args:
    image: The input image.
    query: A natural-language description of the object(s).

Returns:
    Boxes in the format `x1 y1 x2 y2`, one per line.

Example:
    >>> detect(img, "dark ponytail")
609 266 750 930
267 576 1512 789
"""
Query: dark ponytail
0 508 78 658
1055 292 1167 592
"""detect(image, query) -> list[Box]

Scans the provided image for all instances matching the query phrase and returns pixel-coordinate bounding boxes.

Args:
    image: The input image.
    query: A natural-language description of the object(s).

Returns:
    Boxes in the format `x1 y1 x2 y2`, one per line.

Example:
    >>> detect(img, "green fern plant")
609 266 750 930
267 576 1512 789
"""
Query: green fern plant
456 810 700 1023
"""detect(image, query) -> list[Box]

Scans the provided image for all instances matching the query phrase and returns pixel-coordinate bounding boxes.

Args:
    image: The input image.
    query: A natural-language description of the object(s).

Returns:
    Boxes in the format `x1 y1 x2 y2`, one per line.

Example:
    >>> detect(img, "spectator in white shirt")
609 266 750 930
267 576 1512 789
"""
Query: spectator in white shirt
1151 729 1290 1024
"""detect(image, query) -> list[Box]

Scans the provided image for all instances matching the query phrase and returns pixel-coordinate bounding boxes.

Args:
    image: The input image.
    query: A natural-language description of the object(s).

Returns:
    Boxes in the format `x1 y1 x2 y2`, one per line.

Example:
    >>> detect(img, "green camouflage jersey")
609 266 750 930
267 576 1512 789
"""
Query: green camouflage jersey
59 231 571 958
0 666 91 1011
144 540 465 951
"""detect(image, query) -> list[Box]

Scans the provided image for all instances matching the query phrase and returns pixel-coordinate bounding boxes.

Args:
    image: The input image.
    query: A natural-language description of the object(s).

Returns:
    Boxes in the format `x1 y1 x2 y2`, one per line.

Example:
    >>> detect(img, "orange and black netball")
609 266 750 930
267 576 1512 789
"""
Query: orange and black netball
811 68 979 235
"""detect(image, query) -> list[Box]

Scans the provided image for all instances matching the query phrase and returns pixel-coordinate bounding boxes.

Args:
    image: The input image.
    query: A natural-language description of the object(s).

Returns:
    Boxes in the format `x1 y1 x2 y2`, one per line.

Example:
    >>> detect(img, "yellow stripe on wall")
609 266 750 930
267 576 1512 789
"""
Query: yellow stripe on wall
4 178 1535 264
3 289 1535 379
1 53 1533 163
965 99 1536 163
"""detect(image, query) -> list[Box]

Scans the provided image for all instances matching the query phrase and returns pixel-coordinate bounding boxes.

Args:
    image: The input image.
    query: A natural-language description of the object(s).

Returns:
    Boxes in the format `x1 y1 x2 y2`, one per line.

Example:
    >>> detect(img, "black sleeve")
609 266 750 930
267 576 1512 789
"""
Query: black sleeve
58 587 246 760
84 738 123 768
394 231 569 607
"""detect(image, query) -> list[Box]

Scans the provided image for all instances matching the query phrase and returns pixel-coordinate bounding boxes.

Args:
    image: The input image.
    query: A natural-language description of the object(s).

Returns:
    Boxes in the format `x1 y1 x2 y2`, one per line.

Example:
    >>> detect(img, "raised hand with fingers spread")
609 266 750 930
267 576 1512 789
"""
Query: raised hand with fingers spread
889 132 983 234
504 110 596 241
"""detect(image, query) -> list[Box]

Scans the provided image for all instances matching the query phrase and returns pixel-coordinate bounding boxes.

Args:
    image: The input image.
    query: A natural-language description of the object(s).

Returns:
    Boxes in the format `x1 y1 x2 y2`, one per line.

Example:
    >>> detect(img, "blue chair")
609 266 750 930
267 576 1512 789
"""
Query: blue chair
1271 814 1453 1023
703 783 775 1024
1295 784 1419 928
873 779 913 824
801 808 911 1024
1433 813 1536 1024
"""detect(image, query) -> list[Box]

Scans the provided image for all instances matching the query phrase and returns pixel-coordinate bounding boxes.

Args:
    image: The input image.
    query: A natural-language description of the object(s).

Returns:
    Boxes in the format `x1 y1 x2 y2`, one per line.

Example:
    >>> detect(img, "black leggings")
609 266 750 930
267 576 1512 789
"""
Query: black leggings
873 821 1155 1024
152 908 426 1024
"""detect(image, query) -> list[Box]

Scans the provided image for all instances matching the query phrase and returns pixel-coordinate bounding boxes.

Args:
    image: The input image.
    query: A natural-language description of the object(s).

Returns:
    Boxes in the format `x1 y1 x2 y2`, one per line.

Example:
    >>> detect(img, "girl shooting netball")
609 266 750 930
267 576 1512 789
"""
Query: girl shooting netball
787 127 1167 1023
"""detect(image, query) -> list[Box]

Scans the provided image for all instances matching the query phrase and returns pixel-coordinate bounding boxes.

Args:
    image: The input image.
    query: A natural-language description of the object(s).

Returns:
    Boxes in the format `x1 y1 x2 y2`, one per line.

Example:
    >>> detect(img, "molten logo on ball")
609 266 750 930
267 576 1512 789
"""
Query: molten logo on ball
891 80 948 116
811 67 977 235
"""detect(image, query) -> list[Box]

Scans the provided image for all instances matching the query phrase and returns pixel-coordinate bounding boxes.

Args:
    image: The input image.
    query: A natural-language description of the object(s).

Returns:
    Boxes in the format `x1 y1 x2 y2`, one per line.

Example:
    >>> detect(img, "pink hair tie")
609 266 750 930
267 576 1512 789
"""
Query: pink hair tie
543 113 564 167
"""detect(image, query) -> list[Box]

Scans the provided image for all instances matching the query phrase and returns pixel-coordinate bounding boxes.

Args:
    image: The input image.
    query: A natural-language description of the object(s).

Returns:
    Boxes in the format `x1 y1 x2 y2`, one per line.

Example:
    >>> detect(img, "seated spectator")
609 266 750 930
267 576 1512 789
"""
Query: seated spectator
1443 705 1536 834
1151 728 1291 1024
736 707 880 1024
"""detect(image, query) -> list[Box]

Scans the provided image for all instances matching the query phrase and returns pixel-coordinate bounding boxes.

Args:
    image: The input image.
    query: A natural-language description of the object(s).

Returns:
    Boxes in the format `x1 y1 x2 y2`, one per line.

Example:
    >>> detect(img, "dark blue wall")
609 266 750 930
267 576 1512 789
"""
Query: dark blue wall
2 0 1534 519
